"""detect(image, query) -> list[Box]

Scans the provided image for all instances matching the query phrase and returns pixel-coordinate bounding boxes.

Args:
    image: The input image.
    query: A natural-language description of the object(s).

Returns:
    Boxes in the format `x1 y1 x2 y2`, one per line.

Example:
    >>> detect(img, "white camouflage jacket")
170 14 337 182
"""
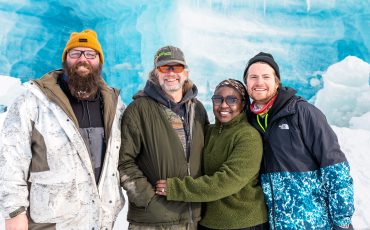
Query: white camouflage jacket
0 70 125 230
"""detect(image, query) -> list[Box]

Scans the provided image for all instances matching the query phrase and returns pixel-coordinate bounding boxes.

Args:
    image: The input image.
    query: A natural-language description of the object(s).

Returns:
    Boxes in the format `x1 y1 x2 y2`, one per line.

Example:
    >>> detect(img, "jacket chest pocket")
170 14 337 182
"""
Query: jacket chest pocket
29 173 81 223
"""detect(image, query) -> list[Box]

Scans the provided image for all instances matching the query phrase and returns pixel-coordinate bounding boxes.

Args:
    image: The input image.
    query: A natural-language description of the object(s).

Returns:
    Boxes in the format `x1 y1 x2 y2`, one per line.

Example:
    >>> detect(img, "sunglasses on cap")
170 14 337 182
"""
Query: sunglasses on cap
211 95 243 106
157 65 185 73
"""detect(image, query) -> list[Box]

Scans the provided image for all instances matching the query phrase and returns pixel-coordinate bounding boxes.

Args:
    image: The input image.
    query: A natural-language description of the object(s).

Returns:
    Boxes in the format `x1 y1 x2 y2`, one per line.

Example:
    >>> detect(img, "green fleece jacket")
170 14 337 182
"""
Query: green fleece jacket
166 113 267 229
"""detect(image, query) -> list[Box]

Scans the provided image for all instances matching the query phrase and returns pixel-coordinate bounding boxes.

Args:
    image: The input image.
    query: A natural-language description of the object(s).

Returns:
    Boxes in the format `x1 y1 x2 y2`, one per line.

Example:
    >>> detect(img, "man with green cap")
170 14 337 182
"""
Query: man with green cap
0 29 125 229
119 45 209 229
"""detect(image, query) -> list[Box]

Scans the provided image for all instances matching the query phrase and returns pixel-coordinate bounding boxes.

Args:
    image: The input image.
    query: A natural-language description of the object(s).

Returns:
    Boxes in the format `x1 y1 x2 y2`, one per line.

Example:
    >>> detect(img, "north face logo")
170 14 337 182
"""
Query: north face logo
279 124 289 129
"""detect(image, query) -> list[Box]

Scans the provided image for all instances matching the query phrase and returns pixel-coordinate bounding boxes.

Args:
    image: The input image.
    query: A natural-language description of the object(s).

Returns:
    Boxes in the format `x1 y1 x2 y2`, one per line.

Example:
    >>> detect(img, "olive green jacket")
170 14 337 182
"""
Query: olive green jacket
166 113 268 229
119 96 208 225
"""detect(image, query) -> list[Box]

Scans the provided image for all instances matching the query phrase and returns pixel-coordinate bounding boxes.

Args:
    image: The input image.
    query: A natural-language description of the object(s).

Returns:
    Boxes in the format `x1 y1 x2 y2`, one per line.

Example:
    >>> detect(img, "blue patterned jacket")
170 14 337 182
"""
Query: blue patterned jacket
247 87 354 230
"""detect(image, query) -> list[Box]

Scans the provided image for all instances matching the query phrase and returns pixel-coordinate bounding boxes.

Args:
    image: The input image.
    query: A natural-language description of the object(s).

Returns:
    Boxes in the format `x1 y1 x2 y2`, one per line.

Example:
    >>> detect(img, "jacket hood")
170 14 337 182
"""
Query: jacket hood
32 69 120 141
33 69 119 98
268 86 297 117
134 80 198 108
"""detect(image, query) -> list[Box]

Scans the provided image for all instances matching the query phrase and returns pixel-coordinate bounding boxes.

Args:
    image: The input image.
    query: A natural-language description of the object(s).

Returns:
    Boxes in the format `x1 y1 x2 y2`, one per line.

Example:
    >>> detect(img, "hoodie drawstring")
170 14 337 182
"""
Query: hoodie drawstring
257 114 268 132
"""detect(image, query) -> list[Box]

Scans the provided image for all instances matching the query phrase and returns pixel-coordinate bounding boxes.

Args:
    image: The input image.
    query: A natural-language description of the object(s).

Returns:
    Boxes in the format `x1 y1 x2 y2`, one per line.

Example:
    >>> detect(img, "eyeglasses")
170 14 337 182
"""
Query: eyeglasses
157 65 185 73
68 50 98 59
211 95 243 106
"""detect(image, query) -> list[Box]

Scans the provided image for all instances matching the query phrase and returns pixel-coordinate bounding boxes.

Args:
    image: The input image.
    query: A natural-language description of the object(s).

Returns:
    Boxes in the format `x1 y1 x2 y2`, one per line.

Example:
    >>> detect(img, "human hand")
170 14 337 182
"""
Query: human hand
334 224 353 230
5 213 28 230
155 179 167 196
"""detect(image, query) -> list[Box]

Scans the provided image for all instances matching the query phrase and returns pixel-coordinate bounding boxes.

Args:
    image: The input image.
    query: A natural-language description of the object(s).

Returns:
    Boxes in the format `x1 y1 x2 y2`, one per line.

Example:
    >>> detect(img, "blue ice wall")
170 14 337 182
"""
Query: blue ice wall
0 0 369 107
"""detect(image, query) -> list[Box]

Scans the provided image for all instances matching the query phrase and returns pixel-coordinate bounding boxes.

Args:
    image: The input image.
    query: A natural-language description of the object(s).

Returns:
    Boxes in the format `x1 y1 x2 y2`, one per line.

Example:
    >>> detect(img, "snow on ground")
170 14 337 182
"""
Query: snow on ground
332 126 370 228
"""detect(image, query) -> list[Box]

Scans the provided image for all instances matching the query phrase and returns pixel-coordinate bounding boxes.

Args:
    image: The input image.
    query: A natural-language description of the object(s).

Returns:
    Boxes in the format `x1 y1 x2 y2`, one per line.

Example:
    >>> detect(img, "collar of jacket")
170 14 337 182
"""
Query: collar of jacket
138 80 198 108
267 87 297 118
135 80 198 128
247 86 306 133
214 112 246 130
32 69 119 141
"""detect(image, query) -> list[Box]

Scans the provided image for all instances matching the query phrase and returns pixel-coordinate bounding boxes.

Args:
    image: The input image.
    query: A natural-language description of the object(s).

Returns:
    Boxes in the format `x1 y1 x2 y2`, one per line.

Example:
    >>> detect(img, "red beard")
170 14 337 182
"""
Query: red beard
63 62 102 100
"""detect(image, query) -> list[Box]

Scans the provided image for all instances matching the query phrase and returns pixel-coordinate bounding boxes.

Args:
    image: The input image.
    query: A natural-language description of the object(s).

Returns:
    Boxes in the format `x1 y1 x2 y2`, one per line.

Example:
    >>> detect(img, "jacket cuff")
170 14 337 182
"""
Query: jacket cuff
9 206 26 218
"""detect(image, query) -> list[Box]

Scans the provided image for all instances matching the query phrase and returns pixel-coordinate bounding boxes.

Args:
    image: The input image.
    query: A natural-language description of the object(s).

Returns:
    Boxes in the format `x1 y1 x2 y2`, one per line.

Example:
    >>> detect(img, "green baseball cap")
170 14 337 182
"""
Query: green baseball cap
154 45 187 68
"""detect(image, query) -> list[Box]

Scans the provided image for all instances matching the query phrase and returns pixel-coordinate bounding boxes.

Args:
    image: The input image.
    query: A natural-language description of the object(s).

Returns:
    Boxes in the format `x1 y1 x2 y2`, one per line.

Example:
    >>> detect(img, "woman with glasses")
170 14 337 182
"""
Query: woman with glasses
155 79 268 230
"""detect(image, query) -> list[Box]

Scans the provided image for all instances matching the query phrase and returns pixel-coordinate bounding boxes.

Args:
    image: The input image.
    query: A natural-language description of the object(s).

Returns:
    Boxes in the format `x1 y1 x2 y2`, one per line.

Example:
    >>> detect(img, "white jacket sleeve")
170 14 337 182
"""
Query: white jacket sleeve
0 91 36 218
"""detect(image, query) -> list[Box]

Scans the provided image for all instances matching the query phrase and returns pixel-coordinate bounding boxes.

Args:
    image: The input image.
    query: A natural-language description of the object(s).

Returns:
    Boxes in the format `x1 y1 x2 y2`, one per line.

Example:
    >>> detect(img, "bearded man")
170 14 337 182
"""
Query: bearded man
0 29 125 230
119 45 209 229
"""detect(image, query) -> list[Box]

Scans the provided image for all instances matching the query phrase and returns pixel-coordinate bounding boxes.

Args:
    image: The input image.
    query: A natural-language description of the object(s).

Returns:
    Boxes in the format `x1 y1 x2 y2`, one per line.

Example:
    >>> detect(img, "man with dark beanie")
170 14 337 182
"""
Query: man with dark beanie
119 45 208 229
0 29 125 229
243 52 354 229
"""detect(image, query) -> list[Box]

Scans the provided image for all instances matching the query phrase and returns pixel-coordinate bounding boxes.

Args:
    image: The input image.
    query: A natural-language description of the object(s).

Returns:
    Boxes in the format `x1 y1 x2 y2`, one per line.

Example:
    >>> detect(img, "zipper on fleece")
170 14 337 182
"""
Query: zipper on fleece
218 124 223 134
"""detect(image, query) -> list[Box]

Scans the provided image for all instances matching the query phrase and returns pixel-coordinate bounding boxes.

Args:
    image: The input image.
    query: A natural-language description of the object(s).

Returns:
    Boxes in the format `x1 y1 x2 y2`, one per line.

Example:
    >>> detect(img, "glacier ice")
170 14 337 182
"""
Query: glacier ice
0 0 368 106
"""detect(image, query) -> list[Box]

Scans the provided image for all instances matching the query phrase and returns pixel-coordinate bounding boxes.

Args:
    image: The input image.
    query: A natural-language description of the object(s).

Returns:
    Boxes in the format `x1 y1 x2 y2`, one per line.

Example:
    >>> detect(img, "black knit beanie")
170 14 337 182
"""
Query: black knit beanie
243 52 280 83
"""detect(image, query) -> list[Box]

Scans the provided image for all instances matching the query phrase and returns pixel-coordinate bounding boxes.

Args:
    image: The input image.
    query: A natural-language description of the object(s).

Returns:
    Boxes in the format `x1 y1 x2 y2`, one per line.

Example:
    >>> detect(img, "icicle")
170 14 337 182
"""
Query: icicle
306 0 311 12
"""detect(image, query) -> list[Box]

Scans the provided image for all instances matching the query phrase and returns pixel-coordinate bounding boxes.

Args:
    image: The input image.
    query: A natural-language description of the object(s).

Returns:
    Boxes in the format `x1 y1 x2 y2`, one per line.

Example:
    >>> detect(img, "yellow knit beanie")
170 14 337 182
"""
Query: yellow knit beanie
62 29 104 63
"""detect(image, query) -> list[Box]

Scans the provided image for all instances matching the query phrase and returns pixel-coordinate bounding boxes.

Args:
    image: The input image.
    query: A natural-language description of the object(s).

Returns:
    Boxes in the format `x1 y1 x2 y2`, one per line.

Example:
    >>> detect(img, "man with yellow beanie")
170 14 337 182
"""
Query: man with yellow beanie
0 29 125 229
